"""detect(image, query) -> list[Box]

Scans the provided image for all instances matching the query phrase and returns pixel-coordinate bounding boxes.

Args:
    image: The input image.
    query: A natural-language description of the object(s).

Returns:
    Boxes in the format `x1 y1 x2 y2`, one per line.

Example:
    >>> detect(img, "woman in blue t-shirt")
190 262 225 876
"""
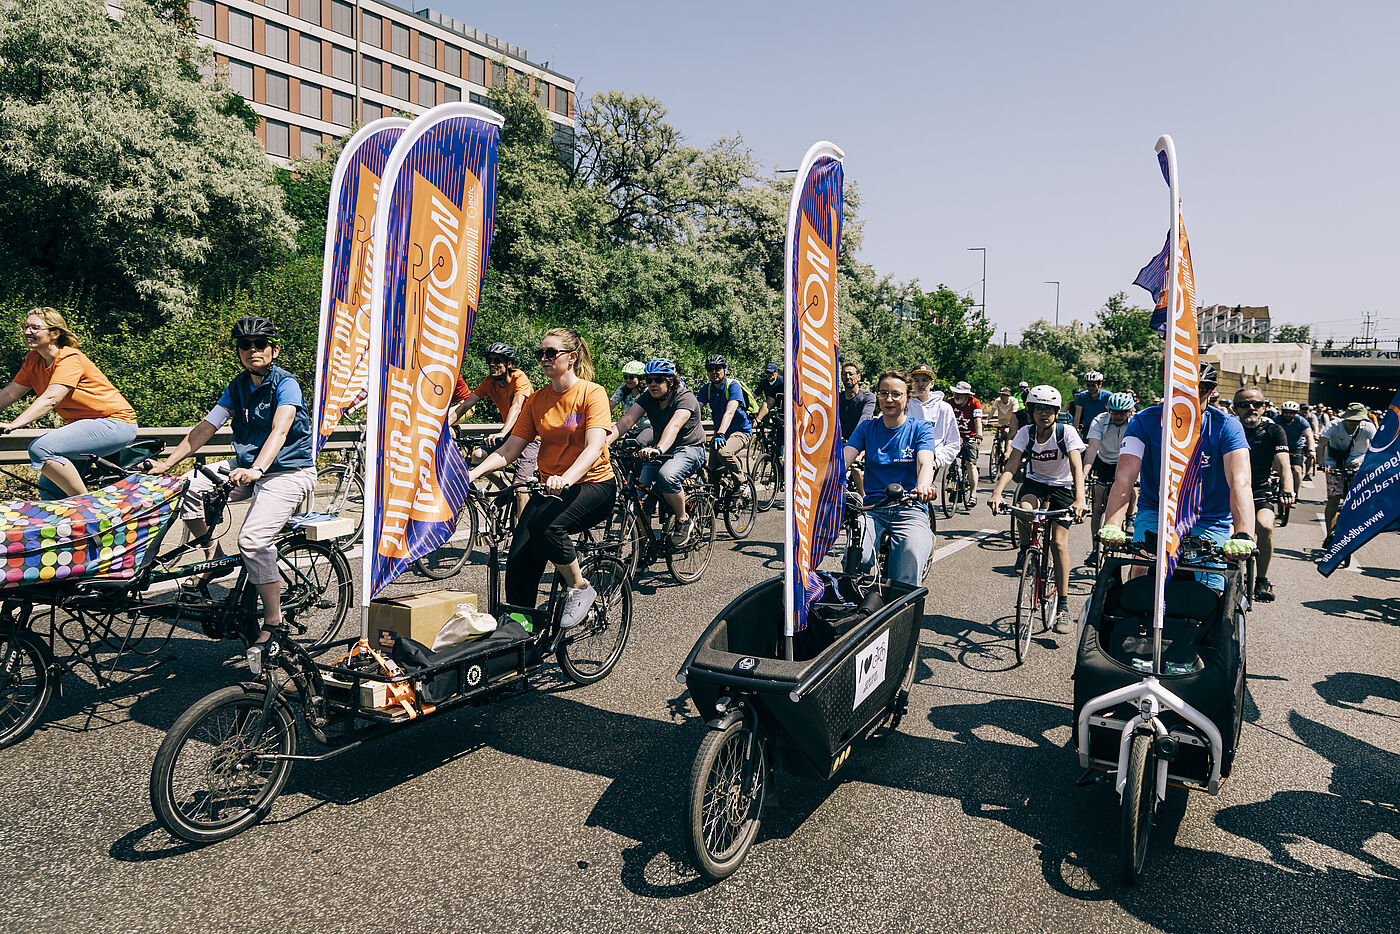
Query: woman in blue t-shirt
151 318 316 643
842 369 937 585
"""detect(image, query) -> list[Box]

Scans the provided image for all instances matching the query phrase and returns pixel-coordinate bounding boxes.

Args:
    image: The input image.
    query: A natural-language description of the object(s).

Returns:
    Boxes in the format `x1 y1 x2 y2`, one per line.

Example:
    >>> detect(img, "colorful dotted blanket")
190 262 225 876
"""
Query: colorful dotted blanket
0 475 186 588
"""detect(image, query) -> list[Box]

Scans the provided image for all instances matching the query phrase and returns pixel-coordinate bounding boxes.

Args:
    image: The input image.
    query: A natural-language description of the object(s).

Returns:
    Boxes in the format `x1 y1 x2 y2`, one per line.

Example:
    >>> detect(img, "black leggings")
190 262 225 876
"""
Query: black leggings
505 479 616 608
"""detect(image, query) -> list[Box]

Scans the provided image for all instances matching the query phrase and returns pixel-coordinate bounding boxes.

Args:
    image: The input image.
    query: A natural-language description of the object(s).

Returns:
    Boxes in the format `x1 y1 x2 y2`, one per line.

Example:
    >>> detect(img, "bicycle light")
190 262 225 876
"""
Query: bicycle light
246 644 263 676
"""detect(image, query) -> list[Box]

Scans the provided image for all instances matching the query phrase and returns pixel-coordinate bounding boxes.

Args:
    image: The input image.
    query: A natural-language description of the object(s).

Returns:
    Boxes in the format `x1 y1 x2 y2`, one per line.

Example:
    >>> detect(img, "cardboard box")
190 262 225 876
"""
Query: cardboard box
322 671 391 709
370 590 478 649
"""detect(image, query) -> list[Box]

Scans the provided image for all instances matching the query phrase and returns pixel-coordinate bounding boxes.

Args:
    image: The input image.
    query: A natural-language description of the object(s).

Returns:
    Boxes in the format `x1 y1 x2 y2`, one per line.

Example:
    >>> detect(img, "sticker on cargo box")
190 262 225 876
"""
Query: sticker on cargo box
853 630 889 709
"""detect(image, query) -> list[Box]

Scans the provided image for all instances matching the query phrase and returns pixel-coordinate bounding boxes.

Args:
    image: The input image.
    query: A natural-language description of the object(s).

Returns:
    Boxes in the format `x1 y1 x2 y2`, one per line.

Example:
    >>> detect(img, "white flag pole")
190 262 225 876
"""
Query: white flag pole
1151 134 1181 678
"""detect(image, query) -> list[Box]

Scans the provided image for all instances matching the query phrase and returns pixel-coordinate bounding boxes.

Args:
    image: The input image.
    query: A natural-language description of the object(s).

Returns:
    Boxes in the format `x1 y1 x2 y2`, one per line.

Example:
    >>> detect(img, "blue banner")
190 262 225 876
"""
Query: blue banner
1319 390 1400 576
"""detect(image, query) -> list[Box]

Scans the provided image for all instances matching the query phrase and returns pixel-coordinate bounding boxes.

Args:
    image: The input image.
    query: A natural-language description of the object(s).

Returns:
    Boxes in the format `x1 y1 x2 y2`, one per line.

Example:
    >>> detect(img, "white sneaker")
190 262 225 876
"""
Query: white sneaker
560 584 597 629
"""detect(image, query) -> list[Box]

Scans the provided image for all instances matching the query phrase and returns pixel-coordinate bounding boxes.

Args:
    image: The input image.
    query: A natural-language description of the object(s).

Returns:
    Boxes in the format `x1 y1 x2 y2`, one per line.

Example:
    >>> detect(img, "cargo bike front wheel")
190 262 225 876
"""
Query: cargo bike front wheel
685 717 768 881
0 628 54 750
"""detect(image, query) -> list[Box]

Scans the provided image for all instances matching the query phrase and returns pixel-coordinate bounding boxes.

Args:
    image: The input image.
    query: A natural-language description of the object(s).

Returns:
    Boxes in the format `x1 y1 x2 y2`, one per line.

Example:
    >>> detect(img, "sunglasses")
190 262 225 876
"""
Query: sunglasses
485 355 508 365
645 375 669 384
236 338 273 352
705 365 723 372
536 347 568 361
1233 400 1266 410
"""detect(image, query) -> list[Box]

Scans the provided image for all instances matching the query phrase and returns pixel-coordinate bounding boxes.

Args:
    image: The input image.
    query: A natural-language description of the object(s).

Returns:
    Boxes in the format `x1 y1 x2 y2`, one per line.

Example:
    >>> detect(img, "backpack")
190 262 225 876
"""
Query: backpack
1018 423 1070 484
720 377 760 416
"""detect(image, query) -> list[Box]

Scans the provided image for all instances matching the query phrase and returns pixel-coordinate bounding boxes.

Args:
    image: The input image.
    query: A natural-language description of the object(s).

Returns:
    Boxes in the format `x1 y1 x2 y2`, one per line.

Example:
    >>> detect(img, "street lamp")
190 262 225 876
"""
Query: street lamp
966 247 986 312
1044 280 1060 326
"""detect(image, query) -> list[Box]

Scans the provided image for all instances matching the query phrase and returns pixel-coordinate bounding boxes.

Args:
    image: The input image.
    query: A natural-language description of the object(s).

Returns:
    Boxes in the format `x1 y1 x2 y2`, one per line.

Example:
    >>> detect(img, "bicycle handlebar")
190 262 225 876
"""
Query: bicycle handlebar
845 484 923 512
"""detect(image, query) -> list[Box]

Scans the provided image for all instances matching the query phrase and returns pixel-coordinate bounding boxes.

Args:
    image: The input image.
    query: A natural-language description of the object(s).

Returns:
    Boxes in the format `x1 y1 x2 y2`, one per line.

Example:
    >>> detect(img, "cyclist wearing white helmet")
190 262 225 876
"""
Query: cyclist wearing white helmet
1276 399 1313 497
1083 391 1137 566
611 360 651 442
989 384 1088 634
1232 385 1293 602
949 380 984 508
1072 371 1110 434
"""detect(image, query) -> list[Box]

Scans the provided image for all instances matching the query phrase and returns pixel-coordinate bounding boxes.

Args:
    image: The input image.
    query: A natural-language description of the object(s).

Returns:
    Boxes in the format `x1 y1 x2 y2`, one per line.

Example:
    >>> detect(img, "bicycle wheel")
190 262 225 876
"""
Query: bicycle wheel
0 629 54 750
1276 497 1291 527
1040 549 1057 631
313 465 364 553
1009 508 1019 548
723 474 758 540
558 554 632 685
1120 731 1156 885
276 540 352 653
666 495 715 584
1014 550 1038 664
413 500 479 580
751 453 778 512
941 467 956 519
685 719 767 881
150 684 296 844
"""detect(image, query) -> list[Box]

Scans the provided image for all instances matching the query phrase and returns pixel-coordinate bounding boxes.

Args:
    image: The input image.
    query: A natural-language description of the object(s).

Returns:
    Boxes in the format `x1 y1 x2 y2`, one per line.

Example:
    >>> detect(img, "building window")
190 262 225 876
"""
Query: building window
299 80 321 118
331 45 352 81
418 76 435 107
299 35 320 71
265 23 288 61
418 37 436 68
265 119 289 158
361 55 381 91
552 87 570 116
469 91 492 107
301 130 322 159
265 71 289 109
468 53 485 86
226 60 254 98
444 45 460 77
362 11 381 47
362 100 381 123
331 0 353 36
299 0 320 27
190 0 214 37
390 24 409 57
391 66 409 100
492 62 505 87
228 10 253 50
332 91 353 126
444 85 460 103
265 0 287 11
535 79 548 108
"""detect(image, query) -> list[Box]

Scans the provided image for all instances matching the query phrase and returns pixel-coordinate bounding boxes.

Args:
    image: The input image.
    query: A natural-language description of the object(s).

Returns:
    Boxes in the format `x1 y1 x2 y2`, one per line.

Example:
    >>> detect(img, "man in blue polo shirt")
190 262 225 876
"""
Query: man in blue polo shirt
1098 363 1255 588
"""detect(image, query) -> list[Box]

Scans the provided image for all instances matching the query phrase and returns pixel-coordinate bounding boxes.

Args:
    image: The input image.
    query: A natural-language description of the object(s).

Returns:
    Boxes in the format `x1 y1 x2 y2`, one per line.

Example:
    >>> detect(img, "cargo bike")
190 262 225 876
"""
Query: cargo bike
677 483 929 880
149 481 634 844
1072 534 1254 883
0 458 352 750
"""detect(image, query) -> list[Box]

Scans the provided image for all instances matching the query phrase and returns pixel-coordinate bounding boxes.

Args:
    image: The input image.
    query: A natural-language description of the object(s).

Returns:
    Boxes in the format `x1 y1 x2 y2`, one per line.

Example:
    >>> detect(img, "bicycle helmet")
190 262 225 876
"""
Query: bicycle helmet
1084 370 1104 383
484 341 516 363
1026 385 1062 409
1281 400 1300 412
704 354 727 369
231 316 279 342
621 360 646 376
1199 361 1219 390
1106 391 1135 411
1018 381 1029 389
644 358 677 376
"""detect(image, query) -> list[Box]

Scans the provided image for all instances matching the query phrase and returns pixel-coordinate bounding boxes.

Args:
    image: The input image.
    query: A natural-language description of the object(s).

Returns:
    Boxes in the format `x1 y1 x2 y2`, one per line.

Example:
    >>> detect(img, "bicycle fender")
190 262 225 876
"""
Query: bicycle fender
707 706 745 732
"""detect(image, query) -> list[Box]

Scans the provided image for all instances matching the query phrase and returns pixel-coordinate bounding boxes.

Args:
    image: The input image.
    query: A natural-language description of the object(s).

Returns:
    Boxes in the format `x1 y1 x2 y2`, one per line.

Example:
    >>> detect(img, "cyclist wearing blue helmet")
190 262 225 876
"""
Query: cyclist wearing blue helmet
607 358 708 546
1083 391 1137 566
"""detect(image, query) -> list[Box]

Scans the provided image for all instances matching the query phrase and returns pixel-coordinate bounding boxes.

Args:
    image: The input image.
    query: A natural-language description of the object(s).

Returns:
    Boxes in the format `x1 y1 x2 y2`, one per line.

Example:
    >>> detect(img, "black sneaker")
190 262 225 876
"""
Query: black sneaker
1254 578 1275 602
1085 550 1099 568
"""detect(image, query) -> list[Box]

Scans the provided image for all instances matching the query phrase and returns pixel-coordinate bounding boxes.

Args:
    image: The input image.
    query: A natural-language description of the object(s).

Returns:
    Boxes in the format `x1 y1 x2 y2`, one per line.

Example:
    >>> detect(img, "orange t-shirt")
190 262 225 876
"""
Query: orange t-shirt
15 347 137 424
512 379 614 483
474 369 533 420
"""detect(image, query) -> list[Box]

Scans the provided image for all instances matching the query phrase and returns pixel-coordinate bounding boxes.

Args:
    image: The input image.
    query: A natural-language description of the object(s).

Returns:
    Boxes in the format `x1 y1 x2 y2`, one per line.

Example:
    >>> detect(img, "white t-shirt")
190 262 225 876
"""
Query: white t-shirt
1324 420 1376 467
1087 411 1128 464
1011 424 1086 488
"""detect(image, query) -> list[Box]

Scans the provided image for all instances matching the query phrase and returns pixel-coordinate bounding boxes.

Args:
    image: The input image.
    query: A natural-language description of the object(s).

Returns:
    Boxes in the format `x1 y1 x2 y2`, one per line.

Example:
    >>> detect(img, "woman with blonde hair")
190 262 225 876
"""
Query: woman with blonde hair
0 307 138 497
468 327 615 628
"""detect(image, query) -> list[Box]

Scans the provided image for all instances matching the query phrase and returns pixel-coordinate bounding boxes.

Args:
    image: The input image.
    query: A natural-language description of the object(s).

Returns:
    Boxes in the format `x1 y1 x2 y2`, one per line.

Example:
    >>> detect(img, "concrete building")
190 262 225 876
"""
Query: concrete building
1198 304 1271 349
1203 342 1311 406
110 0 576 165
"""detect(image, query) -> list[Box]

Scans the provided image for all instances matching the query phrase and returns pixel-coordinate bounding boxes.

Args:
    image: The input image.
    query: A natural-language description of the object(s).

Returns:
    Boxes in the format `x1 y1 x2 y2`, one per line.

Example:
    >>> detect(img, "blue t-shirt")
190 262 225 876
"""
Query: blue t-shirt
696 379 752 435
1278 414 1308 451
847 417 936 506
1122 405 1247 531
1075 389 1111 431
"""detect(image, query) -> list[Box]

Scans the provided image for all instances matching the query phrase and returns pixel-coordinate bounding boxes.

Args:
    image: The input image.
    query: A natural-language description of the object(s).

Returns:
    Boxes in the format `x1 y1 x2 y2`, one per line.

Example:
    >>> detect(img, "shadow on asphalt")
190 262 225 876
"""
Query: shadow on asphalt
733 540 782 571
1313 671 1400 719
1301 595 1400 626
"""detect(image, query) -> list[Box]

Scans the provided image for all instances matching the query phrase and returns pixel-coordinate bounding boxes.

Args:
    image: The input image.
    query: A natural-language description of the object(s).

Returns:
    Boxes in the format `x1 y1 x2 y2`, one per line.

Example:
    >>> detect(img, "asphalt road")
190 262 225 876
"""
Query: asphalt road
2 471 1397 934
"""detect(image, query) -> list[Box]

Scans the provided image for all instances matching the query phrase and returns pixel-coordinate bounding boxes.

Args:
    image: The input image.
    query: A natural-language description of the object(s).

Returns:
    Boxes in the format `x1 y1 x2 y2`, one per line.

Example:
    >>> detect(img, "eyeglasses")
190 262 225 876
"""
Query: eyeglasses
536 347 567 361
1233 400 1266 410
485 356 507 365
236 338 272 352
645 376 669 384
1031 405 1058 415
20 324 52 333
876 390 905 400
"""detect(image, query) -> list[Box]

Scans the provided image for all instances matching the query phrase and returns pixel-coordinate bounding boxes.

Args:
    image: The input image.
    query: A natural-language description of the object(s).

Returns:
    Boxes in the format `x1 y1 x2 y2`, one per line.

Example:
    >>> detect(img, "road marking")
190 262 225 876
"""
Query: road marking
932 528 995 563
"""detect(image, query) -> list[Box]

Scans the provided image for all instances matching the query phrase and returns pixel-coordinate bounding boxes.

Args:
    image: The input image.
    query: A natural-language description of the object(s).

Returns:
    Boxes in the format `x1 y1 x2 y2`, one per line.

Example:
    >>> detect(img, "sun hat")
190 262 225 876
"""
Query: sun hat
1342 402 1369 421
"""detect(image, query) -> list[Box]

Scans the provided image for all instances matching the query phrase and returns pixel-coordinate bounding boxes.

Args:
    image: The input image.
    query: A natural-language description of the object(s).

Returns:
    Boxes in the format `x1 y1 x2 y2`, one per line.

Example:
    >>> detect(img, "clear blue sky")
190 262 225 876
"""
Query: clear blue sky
440 0 1397 346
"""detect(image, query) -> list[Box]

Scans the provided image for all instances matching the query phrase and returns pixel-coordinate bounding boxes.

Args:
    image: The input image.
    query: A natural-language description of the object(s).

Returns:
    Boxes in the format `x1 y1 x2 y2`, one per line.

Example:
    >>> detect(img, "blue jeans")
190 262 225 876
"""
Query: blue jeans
1134 509 1229 591
861 504 934 586
29 418 139 496
639 443 706 494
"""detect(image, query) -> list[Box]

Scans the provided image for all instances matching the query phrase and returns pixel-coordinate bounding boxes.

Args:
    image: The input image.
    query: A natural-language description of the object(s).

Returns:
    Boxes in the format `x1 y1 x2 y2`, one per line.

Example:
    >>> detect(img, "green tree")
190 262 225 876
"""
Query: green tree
1089 291 1165 402
0 0 296 322
1020 319 1101 382
1274 324 1312 344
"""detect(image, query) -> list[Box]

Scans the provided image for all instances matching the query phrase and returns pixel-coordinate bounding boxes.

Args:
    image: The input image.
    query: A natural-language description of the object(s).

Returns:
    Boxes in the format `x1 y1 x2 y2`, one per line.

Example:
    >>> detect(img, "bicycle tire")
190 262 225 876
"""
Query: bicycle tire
666 496 715 584
557 554 632 684
723 474 758 540
751 453 778 512
1009 507 1019 548
413 499 479 580
277 539 352 654
1040 548 1057 631
940 466 956 519
150 684 296 844
1120 731 1155 885
313 465 364 553
1014 550 1037 665
0 629 54 750
685 719 767 881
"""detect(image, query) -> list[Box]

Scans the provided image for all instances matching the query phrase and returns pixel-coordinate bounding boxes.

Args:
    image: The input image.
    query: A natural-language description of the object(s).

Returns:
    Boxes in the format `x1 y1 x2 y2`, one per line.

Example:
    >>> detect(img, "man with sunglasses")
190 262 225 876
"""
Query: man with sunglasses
696 355 751 484
449 342 538 516
151 317 315 644
754 362 784 425
1232 386 1293 602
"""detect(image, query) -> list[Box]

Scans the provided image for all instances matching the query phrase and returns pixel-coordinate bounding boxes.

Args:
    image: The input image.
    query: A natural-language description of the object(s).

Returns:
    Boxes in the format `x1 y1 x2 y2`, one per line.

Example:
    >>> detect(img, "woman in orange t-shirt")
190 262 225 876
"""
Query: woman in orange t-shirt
468 327 614 628
0 307 138 497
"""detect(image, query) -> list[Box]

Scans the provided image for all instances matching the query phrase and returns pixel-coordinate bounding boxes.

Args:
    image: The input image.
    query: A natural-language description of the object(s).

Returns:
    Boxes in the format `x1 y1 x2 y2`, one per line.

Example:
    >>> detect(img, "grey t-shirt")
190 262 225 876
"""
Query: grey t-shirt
638 387 706 449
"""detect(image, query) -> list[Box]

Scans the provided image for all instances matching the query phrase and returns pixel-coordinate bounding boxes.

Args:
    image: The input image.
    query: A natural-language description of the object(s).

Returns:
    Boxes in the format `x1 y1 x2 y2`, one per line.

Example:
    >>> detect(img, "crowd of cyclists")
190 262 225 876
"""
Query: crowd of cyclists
3 306 1381 647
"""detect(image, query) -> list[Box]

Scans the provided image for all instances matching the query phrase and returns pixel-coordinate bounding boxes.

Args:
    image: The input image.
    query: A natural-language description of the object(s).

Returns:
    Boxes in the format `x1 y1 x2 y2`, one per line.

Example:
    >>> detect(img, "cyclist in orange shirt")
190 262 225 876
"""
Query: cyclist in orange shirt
467 328 615 629
451 341 537 516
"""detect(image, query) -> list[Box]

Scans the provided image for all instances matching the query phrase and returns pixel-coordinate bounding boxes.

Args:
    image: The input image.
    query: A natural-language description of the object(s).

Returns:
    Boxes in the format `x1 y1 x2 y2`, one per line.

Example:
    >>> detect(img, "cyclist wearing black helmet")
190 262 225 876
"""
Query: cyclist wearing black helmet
696 354 751 482
151 317 315 643
449 341 538 514
754 362 784 424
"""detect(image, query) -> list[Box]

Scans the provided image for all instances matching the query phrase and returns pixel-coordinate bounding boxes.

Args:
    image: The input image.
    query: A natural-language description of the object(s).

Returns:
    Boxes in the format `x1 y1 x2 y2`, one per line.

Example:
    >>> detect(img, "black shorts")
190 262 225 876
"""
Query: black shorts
1091 460 1118 487
1289 451 1305 467
1017 478 1075 524
1252 484 1276 509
